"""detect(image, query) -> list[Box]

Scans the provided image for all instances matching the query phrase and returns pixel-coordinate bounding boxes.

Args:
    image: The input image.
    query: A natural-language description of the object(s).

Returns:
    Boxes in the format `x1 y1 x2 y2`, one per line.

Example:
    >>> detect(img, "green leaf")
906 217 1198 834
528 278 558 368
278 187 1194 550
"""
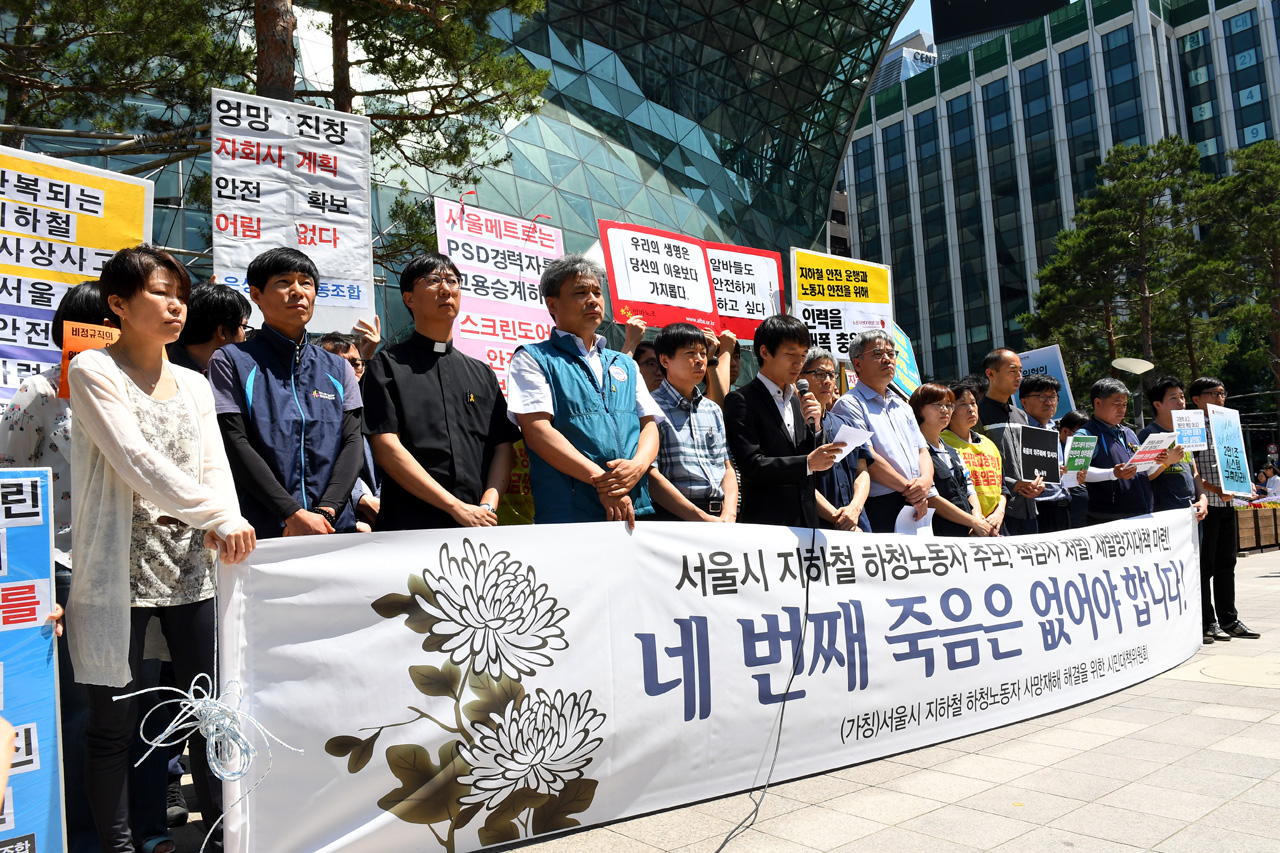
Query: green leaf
531 778 598 835
348 730 380 773
324 735 361 758
463 671 525 730
409 662 462 698
376 742 471 826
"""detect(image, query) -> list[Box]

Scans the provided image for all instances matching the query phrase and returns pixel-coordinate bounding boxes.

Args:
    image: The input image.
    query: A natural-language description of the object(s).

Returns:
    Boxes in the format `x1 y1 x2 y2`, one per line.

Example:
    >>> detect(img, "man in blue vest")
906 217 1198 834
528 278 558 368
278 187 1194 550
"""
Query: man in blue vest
507 254 663 526
1075 377 1154 525
208 248 364 537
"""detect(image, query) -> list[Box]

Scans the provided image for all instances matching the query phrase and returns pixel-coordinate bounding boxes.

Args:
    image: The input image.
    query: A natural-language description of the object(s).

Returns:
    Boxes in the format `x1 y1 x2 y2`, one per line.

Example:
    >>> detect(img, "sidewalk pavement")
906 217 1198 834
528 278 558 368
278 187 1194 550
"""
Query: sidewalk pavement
175 549 1280 853
516 550 1280 853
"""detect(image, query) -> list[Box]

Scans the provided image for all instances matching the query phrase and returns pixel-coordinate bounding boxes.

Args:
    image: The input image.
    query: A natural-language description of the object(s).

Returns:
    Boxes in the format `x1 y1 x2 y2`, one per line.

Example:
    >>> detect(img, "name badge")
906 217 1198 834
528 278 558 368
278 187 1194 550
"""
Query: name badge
609 364 628 382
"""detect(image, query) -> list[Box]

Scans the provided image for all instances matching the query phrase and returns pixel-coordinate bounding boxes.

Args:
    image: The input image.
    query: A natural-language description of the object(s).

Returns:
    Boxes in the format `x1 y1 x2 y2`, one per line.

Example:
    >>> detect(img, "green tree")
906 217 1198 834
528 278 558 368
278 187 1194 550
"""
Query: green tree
0 0 254 146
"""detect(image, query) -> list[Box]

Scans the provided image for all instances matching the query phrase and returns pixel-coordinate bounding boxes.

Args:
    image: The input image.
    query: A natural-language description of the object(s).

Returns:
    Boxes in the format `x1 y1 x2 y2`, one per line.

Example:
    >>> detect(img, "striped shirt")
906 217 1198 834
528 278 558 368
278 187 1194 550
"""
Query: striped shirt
1193 417 1229 508
653 380 729 502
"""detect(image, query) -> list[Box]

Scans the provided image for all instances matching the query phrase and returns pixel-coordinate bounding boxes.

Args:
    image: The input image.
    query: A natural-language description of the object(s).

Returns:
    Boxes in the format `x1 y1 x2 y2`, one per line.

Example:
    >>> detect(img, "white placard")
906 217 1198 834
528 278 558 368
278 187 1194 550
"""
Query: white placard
210 88 374 332
222 513 1201 853
605 227 714 312
1172 409 1208 452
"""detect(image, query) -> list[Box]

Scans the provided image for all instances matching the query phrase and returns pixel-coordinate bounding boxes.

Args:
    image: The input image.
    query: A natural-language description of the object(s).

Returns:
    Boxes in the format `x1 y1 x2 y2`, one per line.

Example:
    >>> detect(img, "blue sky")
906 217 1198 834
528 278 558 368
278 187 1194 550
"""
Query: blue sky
896 0 935 40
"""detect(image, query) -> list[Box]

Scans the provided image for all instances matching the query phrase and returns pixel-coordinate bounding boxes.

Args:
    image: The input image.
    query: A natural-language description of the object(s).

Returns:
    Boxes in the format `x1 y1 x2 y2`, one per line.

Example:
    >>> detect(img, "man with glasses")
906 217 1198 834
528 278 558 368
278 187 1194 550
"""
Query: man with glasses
1019 375 1072 533
362 253 519 530
1190 377 1261 641
1074 377 1153 526
167 281 252 374
830 329 934 533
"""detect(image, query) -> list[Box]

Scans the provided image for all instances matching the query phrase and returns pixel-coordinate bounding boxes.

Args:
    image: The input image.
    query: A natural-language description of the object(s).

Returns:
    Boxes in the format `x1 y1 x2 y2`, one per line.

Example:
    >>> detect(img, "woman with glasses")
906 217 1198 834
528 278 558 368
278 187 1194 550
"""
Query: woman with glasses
801 348 873 531
909 383 997 537
66 245 256 853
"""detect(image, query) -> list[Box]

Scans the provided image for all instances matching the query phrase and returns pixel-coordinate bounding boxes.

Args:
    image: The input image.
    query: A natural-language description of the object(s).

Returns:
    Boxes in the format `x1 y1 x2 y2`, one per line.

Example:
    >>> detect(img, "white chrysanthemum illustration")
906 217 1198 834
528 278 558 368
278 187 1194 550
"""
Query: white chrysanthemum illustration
458 689 604 808
419 539 569 679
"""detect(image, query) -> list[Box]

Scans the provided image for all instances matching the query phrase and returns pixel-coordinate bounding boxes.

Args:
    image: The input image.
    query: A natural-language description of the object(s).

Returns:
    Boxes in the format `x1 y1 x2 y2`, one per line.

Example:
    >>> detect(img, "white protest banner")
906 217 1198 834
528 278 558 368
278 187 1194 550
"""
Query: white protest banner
703 240 783 341
1128 431 1176 468
599 220 719 331
0 146 152 400
1207 404 1253 496
0 469 62 852
789 249 891 360
1172 409 1208 451
433 199 562 395
1017 344 1075 421
222 513 1200 853
210 89 373 332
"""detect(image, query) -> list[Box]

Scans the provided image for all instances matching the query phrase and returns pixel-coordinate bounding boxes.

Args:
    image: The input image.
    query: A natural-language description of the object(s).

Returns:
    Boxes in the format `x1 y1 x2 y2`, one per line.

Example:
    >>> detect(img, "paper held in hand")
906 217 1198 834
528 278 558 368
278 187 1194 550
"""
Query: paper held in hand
1061 434 1098 488
830 423 871 463
1172 409 1208 451
1127 431 1176 468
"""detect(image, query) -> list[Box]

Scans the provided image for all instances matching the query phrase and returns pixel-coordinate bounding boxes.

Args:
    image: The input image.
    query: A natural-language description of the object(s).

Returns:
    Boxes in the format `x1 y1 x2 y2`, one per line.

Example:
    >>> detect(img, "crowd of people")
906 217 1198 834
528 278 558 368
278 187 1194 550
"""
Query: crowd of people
0 243 1263 852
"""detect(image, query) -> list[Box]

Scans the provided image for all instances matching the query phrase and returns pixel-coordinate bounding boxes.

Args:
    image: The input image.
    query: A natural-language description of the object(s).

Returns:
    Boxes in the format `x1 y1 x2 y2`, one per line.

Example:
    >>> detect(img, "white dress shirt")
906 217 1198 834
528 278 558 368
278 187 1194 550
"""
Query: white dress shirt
755 373 797 437
507 328 665 423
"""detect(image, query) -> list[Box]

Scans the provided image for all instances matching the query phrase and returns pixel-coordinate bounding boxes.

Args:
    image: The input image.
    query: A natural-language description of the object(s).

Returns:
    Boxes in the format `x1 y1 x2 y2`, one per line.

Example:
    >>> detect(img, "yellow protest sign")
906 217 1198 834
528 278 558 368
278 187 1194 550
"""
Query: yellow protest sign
789 248 892 361
0 146 153 285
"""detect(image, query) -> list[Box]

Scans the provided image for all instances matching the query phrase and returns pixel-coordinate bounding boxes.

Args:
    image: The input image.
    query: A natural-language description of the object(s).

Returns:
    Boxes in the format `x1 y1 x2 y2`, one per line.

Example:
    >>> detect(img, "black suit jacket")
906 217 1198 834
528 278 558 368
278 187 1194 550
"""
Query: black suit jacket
725 377 820 528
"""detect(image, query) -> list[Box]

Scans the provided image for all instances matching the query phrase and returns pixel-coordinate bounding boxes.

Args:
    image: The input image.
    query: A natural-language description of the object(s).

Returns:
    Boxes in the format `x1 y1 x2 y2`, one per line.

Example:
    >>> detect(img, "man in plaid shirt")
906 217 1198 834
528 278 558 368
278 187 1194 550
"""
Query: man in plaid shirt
1191 376 1262 643
648 323 738 522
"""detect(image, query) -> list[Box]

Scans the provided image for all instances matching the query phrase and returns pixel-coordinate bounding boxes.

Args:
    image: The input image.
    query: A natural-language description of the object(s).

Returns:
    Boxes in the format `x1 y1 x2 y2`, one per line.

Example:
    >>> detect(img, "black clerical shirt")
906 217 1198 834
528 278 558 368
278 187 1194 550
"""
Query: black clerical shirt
362 333 520 530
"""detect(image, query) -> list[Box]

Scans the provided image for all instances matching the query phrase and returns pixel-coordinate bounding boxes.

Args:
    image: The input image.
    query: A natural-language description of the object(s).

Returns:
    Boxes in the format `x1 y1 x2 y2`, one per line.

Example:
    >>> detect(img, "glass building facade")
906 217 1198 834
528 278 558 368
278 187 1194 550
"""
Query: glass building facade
831 0 1280 379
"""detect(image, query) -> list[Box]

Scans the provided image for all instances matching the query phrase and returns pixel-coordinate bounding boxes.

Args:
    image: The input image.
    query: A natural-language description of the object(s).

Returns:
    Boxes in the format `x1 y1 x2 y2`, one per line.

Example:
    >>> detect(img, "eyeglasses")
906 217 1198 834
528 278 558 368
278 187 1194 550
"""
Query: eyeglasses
1199 389 1228 401
929 402 955 413
422 274 462 291
1023 393 1058 403
802 369 837 381
860 348 898 362
637 358 659 368
345 357 366 370
239 323 256 335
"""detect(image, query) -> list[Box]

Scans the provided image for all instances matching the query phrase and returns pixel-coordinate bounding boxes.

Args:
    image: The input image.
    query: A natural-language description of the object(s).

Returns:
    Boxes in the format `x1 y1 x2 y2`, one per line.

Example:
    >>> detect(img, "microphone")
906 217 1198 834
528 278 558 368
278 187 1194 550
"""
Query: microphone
796 378 819 434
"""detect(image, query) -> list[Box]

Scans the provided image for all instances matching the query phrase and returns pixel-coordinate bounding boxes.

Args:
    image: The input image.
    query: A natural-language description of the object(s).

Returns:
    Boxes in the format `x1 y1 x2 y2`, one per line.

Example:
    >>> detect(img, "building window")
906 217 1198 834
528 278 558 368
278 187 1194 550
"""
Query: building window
947 92 992 368
982 76 1029 351
1222 9 1272 147
1178 27 1225 173
883 121 921 346
1102 26 1146 146
1058 44 1102 199
852 135 882 262
1019 60 1063 271
913 107 957 377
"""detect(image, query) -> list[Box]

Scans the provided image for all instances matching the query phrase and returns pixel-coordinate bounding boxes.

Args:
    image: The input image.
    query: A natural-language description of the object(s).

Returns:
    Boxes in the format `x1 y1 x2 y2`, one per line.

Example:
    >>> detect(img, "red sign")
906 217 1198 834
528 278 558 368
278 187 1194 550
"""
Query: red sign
702 240 784 341
598 220 720 331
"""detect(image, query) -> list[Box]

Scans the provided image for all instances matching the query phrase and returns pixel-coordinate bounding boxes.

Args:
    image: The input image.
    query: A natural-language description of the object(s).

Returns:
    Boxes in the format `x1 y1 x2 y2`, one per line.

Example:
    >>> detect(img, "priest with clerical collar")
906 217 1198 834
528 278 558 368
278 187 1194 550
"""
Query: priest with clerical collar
362 252 520 530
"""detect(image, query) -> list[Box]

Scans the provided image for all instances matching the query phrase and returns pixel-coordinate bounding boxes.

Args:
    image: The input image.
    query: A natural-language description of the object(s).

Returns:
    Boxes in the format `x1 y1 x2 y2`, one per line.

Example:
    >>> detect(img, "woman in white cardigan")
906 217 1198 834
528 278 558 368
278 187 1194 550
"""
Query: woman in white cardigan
68 245 255 853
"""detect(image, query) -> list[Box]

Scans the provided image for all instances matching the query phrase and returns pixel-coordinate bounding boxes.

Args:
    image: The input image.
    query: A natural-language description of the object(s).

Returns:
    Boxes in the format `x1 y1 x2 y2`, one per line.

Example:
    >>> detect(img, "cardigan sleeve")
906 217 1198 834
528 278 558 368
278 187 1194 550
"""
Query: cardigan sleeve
68 352 245 539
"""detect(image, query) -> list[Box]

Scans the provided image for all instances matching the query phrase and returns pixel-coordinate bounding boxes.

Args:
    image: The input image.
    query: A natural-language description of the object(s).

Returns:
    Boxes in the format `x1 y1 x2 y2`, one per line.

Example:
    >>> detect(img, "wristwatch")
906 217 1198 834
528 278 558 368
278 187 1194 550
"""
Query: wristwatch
480 502 495 513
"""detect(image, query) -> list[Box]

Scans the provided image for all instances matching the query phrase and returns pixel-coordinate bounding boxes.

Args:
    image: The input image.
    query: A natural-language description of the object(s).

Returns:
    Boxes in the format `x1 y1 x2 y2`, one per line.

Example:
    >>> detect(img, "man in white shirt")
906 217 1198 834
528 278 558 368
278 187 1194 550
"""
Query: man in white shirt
508 254 663 526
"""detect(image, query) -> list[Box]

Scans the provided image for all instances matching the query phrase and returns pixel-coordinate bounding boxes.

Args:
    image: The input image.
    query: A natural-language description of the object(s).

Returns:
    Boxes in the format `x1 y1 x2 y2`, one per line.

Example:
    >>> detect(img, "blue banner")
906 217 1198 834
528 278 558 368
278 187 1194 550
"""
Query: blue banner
889 321 922 396
1017 345 1075 421
0 468 62 852
1207 405 1253 496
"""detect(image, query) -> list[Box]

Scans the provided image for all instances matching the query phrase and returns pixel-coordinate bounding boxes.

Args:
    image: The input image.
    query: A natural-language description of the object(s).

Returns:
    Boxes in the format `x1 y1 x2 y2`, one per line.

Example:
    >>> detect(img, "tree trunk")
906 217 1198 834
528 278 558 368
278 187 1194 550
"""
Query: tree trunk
1185 301 1199 378
0 13 35 148
332 7 353 113
1104 301 1118 378
255 0 296 101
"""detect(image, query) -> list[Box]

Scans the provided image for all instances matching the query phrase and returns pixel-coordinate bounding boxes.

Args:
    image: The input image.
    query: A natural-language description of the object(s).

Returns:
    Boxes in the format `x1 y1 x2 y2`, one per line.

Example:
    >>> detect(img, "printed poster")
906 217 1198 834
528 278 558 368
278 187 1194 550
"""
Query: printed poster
0 469 61 853
0 145 153 401
702 241 783 342
1206 404 1252 496
1172 409 1208 452
210 88 374 333
1016 345 1075 421
789 249 891 361
598 220 719 331
889 320 922 396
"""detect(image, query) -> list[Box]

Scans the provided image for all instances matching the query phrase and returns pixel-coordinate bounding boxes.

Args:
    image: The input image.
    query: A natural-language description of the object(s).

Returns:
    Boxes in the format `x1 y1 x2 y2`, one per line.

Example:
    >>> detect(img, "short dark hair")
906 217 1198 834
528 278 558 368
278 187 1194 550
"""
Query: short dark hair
246 248 318 292
950 377 982 402
1059 409 1090 431
1148 376 1185 414
754 314 810 357
399 252 460 296
960 372 989 396
909 382 956 424
177 282 252 346
653 323 705 360
982 348 1016 374
540 254 606 302
315 331 358 354
1189 376 1225 399
98 244 191 321
634 341 656 360
1090 377 1129 406
51 281 109 348
1019 373 1061 399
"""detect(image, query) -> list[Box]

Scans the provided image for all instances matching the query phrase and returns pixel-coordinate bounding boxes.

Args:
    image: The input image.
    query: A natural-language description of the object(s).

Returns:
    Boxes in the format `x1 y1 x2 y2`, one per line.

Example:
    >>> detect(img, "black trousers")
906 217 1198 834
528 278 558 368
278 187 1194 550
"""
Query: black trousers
1036 501 1072 534
1003 515 1039 536
865 492 908 534
1200 505 1238 629
85 599 223 853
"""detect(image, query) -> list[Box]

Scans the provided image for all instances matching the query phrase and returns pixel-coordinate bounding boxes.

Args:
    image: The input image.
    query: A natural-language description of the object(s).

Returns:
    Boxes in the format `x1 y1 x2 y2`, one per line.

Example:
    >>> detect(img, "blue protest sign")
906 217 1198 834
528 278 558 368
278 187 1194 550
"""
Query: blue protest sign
889 321 922 397
0 468 61 852
1017 344 1075 421
1207 405 1253 496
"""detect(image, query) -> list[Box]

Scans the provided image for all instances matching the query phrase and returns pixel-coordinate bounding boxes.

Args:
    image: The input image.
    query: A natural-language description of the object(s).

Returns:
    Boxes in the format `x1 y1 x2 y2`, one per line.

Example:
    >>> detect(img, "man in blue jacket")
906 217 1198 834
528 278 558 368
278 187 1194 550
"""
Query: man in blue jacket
208 248 364 537
1076 377 1153 525
507 254 663 526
